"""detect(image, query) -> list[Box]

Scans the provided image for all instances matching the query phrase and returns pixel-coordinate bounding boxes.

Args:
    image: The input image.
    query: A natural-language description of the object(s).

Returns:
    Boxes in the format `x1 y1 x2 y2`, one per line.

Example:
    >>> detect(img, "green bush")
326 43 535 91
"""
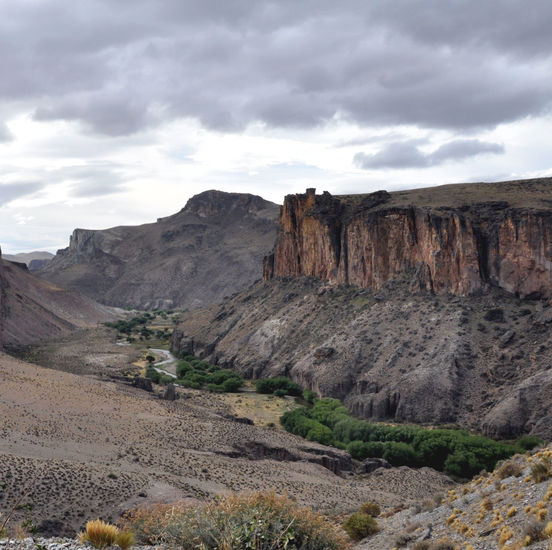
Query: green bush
145 367 160 384
359 502 381 517
517 435 544 451
256 377 302 396
174 356 243 392
273 389 287 398
342 512 379 541
303 389 318 403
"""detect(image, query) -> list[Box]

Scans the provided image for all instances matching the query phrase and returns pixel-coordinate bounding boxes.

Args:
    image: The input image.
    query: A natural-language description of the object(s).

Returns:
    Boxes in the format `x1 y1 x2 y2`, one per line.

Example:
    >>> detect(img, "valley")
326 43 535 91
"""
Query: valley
1 180 552 549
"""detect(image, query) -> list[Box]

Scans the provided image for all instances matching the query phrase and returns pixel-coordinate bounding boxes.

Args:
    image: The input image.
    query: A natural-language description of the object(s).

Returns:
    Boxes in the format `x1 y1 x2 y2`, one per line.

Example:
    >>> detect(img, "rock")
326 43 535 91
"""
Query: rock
133 376 153 392
358 457 392 474
314 347 335 361
499 330 516 348
163 383 177 401
534 307 552 325
264 185 552 299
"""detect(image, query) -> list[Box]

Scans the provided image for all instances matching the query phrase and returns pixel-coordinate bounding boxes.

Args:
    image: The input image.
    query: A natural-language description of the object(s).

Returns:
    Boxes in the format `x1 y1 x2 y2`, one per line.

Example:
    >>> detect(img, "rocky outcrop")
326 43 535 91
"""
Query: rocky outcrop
264 180 552 299
40 190 279 310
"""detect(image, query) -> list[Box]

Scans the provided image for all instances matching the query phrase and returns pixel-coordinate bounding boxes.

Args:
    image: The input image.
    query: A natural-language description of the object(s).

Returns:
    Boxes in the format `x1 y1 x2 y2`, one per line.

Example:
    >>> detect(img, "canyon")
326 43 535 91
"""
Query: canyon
173 178 552 439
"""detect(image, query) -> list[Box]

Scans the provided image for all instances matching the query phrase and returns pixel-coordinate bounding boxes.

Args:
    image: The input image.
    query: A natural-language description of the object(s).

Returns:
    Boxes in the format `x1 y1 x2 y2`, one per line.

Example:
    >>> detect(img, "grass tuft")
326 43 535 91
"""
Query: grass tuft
79 519 119 548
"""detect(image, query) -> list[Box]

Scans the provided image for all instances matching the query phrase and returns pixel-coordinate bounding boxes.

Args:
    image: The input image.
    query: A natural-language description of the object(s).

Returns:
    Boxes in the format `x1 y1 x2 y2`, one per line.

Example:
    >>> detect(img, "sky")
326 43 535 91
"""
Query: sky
1 1 552 253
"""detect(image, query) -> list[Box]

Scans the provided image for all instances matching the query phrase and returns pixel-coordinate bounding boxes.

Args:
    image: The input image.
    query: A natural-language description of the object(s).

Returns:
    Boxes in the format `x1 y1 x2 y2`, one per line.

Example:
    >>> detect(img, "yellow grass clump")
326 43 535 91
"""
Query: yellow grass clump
79 519 120 549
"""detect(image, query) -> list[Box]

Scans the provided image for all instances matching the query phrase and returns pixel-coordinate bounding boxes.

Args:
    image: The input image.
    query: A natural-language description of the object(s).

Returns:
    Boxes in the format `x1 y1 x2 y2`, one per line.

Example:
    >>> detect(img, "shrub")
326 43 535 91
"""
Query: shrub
79 519 119 548
121 491 351 549
359 501 381 517
303 389 318 403
256 377 302 397
496 460 523 480
274 389 287 398
114 531 135 549
145 367 160 384
522 520 546 544
531 457 551 483
518 435 544 451
221 377 242 392
342 512 379 541
411 543 431 550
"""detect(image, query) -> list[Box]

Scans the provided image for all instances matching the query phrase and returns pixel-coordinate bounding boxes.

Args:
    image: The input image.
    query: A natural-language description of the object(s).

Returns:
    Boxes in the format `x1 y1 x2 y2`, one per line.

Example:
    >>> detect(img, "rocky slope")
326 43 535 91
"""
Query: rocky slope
172 277 552 440
39 191 279 310
264 179 552 299
0 248 117 350
358 446 552 550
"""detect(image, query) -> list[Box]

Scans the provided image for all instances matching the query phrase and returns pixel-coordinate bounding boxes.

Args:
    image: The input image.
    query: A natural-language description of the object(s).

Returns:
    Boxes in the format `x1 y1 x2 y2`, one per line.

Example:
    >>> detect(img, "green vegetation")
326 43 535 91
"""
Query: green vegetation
256 376 302 397
105 312 172 343
171 354 244 393
342 512 379 541
281 398 535 478
121 491 352 549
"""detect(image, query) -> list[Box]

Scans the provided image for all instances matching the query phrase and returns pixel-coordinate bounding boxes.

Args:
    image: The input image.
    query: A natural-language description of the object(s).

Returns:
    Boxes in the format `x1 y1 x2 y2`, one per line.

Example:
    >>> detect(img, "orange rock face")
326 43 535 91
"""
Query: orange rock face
264 189 552 298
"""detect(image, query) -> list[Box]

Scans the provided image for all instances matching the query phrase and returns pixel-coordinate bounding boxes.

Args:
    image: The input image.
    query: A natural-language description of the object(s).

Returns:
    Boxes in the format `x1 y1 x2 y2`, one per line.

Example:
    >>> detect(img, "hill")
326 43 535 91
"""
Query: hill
2 251 53 271
0 248 117 350
39 190 279 310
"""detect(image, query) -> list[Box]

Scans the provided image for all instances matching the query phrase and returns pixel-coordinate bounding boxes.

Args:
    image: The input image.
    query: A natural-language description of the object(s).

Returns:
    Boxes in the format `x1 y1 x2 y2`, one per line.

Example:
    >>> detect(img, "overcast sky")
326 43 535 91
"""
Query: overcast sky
1 1 552 253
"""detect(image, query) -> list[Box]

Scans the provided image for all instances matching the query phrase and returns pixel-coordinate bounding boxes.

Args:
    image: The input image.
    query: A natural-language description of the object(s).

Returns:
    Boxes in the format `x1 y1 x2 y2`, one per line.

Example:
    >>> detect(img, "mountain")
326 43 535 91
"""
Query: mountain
0 247 117 350
39 190 279 310
172 179 552 440
3 250 54 271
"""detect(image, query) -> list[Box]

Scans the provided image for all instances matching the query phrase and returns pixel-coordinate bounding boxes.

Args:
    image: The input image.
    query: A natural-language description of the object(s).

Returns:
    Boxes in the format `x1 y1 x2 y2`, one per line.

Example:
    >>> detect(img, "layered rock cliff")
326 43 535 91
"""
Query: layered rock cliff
264 180 552 298
40 191 279 310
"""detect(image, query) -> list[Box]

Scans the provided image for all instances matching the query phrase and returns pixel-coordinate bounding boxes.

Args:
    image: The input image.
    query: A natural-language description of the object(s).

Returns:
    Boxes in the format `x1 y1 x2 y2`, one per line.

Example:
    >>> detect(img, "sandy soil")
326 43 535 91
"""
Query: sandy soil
0 340 452 538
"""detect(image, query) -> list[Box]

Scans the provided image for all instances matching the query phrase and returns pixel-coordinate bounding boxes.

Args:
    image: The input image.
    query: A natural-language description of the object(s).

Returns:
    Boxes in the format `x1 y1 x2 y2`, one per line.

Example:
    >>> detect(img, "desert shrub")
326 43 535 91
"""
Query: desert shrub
517 435 544 451
410 542 431 550
159 375 174 385
114 531 134 549
79 519 119 548
394 533 413 547
206 383 223 393
342 512 379 541
522 520 546 544
530 457 551 482
274 389 287 398
359 501 381 517
495 460 523 480
121 491 351 549
256 377 303 397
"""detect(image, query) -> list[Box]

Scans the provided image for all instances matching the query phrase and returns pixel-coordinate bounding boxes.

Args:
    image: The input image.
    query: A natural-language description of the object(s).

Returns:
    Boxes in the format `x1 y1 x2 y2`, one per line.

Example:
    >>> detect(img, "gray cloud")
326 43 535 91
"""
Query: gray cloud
52 163 128 197
0 182 43 206
0 123 13 142
0 1 550 136
355 139 504 169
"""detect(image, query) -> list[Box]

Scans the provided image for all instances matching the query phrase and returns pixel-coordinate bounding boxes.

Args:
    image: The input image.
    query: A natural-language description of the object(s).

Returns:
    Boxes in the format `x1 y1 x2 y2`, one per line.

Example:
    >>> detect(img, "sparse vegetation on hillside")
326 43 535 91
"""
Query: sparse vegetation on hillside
121 491 351 549
281 398 540 478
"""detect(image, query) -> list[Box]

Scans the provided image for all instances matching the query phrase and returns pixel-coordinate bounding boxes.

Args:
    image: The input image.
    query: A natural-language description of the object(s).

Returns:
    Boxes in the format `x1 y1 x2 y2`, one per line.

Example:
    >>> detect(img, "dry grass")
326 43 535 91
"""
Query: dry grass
496 460 523 480
530 457 551 483
79 519 119 548
114 531 135 549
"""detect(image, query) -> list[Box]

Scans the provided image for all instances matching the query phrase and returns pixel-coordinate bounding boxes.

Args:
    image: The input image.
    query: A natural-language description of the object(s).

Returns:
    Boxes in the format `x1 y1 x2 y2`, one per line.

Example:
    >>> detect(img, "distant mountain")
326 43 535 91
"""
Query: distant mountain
0 248 116 350
39 190 280 310
3 251 53 271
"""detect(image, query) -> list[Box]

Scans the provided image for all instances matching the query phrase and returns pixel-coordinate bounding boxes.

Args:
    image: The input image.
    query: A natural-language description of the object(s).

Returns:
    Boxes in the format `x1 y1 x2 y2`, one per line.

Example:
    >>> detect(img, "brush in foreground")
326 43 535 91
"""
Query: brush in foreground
78 519 134 549
121 491 351 549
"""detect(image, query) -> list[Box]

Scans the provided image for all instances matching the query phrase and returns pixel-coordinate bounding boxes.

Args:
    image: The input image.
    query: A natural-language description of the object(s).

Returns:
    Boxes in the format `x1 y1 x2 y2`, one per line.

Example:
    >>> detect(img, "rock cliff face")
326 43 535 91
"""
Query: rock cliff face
264 180 552 298
40 191 279 310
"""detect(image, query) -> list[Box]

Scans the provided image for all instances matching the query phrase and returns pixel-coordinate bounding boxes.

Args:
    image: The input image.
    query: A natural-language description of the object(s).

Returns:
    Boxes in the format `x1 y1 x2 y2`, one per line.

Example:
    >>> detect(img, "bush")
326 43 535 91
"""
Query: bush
256 377 303 397
121 491 351 550
518 435 544 451
274 389 287 398
303 389 318 403
359 502 381 517
342 512 379 541
495 460 523 480
78 519 119 548
115 531 135 549
530 457 551 482
145 367 160 384
221 377 243 392
523 520 546 544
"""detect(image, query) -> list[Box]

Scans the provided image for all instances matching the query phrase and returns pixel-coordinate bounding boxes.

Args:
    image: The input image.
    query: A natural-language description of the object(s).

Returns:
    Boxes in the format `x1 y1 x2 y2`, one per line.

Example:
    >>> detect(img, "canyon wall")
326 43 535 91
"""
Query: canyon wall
263 185 552 299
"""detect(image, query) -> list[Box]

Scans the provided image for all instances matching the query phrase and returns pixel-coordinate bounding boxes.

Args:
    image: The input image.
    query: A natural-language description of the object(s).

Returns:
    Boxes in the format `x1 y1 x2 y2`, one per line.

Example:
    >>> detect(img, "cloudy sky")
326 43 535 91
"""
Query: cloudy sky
1 1 552 253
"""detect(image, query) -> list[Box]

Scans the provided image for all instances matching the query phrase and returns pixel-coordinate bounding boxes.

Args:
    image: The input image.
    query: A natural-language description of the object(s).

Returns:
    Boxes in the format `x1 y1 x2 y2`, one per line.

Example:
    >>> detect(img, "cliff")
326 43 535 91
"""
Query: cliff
264 179 552 298
40 190 279 310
